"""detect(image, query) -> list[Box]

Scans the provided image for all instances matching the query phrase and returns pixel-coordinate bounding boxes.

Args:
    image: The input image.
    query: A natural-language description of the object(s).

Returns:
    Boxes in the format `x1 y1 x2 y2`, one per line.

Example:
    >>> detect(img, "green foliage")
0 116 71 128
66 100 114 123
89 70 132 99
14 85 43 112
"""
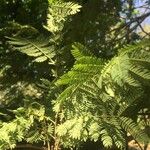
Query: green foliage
0 0 82 149
0 0 48 29
55 41 103 86
0 102 54 150
44 1 81 33
0 0 150 150
0 116 31 149
6 36 55 63
54 39 150 149
71 42 93 59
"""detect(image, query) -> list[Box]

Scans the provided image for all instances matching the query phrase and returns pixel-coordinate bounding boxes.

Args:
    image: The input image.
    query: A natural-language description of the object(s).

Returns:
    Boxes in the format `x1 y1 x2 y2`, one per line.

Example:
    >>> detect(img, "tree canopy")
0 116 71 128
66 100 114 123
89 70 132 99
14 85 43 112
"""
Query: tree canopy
0 0 150 150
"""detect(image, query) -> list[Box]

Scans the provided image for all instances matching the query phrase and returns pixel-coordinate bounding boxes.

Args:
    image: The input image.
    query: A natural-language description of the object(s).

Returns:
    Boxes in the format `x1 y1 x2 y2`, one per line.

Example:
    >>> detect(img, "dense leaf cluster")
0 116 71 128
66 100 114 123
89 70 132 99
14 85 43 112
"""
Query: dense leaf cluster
0 0 150 150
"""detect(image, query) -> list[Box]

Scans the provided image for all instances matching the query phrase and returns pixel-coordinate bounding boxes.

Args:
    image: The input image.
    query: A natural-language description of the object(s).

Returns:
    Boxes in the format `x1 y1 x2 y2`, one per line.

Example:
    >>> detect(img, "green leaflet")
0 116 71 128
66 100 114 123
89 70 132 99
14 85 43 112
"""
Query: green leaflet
120 117 150 144
6 36 55 63
44 1 82 33
71 42 93 59
56 56 104 85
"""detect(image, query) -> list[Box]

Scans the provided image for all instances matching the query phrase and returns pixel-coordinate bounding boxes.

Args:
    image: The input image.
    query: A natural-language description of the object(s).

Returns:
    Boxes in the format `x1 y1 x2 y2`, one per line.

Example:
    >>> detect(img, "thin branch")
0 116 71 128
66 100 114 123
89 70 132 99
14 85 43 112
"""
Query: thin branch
136 20 150 37
110 11 150 33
